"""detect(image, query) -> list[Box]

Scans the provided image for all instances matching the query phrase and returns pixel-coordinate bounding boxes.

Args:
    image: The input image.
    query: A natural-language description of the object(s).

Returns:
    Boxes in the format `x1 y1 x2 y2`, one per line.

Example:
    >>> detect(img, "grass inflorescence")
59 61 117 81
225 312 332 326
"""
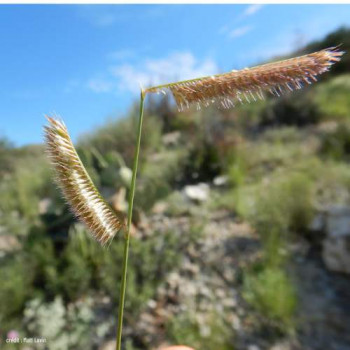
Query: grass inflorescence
146 47 344 111
44 117 126 246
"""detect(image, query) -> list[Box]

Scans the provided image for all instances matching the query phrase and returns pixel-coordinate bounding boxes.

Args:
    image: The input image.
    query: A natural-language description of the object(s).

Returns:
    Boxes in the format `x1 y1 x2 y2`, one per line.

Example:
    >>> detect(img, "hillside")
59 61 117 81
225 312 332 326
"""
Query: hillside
1 27 350 350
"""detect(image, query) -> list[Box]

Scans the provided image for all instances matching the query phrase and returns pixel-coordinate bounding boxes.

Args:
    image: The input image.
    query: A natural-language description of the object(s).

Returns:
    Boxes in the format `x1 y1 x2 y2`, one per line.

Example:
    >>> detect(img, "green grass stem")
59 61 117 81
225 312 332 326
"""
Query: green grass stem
115 90 145 350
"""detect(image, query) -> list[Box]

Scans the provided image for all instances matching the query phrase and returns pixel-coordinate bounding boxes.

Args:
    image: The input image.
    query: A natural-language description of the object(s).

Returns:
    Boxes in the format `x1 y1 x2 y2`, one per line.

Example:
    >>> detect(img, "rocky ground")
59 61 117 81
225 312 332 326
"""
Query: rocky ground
99 198 350 350
3 184 350 350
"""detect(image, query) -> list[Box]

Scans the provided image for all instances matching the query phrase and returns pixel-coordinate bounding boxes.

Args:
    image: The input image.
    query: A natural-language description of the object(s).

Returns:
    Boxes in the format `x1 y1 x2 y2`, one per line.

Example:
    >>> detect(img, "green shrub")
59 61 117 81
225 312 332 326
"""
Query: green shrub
24 296 96 350
98 228 182 320
78 108 162 168
25 228 59 298
165 191 192 217
0 156 51 223
0 210 29 236
259 90 320 127
234 97 267 130
180 140 222 183
289 157 350 206
135 149 187 211
261 126 302 144
319 121 350 161
233 170 314 270
243 266 297 332
166 310 233 350
60 249 92 301
227 127 313 185
314 74 350 120
176 107 234 182
228 150 246 188
0 256 34 324
303 27 350 76
0 137 15 179
56 224 109 301
236 172 314 236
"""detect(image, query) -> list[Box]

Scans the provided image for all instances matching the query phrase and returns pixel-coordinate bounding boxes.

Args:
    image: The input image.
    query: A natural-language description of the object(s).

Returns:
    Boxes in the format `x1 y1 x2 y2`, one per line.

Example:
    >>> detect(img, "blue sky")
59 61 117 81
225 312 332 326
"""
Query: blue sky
0 4 350 146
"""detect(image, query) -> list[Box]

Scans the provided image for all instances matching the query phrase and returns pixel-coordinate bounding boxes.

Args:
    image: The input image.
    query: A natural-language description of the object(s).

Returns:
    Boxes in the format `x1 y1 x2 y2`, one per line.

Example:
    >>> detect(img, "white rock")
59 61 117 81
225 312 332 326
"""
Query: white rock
323 236 350 274
183 183 209 202
248 345 260 350
326 204 350 237
213 175 228 186
322 205 350 274
147 299 157 309
162 131 181 146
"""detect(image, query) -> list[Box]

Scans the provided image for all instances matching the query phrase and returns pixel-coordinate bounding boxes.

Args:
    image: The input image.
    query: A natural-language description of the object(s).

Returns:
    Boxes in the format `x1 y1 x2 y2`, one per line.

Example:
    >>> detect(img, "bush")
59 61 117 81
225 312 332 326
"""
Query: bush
166 310 233 350
135 149 187 211
60 248 92 301
98 228 183 320
236 172 314 236
78 107 162 168
0 256 34 324
25 228 59 298
310 160 350 206
227 127 314 185
23 297 95 350
319 121 350 161
0 137 15 179
179 138 222 184
243 266 297 333
0 155 51 223
314 74 350 120
164 191 192 217
288 157 350 206
259 90 320 128
303 27 350 76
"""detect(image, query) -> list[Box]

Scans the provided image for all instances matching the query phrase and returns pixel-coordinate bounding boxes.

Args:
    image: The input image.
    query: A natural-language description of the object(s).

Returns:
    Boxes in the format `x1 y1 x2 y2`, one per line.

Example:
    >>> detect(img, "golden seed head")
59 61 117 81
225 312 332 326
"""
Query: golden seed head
44 117 125 246
146 47 344 111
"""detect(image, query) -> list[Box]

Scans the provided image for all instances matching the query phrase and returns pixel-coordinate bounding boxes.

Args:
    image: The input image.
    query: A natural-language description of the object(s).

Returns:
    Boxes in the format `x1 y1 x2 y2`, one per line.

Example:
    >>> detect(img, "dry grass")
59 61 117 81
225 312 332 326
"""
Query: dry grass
146 47 344 111
44 117 126 245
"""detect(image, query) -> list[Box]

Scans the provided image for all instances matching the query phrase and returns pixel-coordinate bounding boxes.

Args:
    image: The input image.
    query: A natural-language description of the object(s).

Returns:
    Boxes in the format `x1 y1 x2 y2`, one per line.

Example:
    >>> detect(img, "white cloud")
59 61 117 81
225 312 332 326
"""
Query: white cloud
87 78 114 93
229 25 253 39
111 52 218 93
236 31 297 66
78 6 165 28
110 65 150 93
220 5 262 38
238 13 341 65
86 52 218 95
243 4 264 17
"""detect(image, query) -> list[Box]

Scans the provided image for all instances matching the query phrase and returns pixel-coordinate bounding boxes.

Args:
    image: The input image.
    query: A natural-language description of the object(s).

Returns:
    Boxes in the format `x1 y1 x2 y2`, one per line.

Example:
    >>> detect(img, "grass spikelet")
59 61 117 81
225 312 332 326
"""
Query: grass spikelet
44 117 125 246
145 47 344 111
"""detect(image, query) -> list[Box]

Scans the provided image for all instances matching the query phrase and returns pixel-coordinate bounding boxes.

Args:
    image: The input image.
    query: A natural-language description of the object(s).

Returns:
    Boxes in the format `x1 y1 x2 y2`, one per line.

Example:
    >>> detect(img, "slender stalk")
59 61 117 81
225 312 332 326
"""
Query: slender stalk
115 90 146 350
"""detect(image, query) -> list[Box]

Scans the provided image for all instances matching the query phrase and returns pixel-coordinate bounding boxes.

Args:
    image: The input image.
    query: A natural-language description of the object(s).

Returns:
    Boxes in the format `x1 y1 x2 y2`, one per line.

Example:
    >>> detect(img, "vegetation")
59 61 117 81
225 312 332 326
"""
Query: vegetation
0 27 350 349
167 310 233 350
